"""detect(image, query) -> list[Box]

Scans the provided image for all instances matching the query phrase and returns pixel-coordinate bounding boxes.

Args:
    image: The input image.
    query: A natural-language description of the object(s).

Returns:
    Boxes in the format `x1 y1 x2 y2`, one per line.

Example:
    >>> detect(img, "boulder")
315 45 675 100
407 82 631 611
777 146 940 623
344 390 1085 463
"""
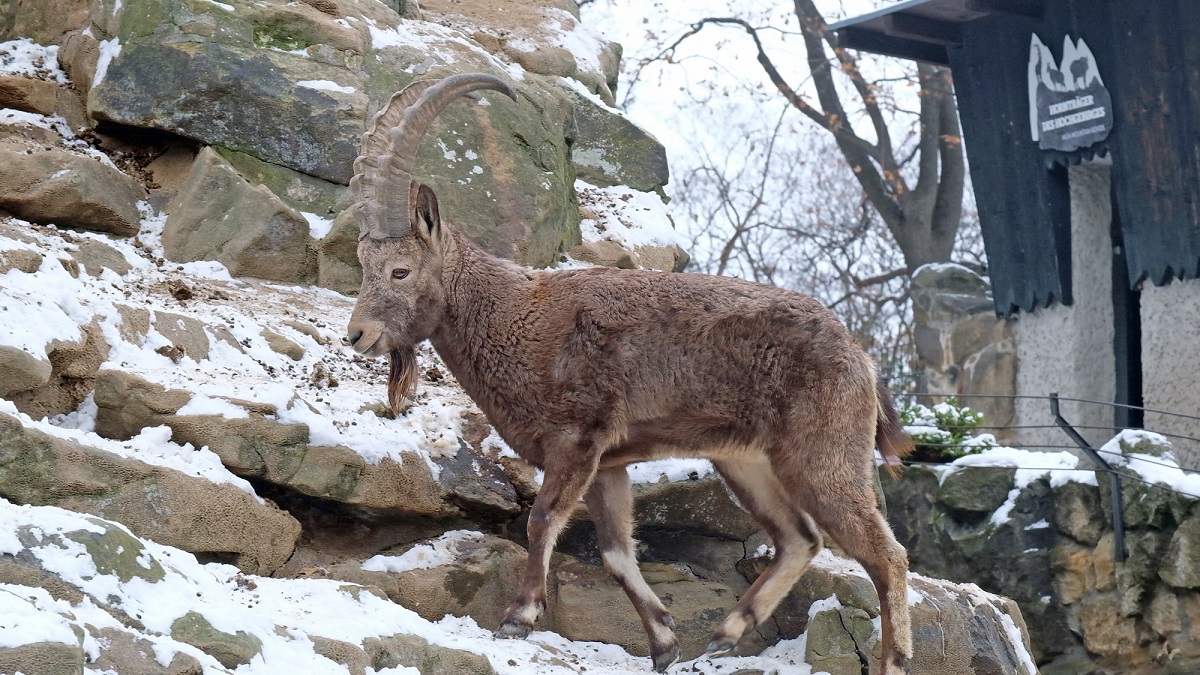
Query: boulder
91 36 368 185
0 75 59 115
170 611 263 669
937 467 1016 514
0 247 43 274
632 476 759 541
552 556 736 660
1161 515 1200 589
0 411 301 574
0 0 91 45
349 533 526 630
567 89 669 192
364 633 496 675
0 345 52 397
91 369 520 517
0 144 147 235
81 0 584 268
67 236 132 277
162 147 315 283
7 320 110 419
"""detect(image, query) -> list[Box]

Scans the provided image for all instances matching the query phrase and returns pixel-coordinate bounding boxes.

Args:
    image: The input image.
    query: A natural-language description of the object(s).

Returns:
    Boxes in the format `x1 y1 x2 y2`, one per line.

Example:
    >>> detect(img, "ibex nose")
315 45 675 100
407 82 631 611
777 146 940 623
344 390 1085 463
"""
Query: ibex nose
347 329 363 347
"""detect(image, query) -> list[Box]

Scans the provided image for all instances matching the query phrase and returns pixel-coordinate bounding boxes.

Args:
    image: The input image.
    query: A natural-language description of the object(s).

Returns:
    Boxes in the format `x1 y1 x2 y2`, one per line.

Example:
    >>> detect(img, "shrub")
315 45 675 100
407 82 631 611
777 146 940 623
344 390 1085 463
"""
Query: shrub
899 398 994 463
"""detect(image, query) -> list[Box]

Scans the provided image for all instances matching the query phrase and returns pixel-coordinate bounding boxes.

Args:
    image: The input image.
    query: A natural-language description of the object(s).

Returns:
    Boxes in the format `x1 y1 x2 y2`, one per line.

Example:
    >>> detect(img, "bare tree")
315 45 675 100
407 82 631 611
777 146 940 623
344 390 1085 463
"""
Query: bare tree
643 1 966 275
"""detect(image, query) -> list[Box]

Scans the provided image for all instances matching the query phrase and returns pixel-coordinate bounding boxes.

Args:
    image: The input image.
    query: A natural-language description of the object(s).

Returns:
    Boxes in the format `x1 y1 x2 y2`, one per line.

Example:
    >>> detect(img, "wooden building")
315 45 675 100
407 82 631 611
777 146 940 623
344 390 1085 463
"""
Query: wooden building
833 0 1200 462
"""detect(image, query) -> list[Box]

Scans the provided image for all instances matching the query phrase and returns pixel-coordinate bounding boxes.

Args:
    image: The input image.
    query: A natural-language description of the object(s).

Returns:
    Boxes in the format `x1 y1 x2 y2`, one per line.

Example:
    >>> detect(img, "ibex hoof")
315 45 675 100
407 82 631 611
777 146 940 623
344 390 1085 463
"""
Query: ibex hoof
651 644 681 673
494 621 533 640
703 638 737 658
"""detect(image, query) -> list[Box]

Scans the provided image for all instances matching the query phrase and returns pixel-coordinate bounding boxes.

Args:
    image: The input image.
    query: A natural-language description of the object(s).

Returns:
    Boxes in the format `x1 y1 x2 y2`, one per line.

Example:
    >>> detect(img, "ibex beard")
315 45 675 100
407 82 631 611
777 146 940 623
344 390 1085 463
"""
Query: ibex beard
345 74 914 675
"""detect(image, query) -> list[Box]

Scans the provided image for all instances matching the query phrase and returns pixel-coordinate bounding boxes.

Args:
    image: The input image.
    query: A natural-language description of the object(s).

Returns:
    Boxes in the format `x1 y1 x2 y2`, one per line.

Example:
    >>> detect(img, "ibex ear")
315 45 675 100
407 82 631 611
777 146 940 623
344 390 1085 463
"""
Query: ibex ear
411 183 444 250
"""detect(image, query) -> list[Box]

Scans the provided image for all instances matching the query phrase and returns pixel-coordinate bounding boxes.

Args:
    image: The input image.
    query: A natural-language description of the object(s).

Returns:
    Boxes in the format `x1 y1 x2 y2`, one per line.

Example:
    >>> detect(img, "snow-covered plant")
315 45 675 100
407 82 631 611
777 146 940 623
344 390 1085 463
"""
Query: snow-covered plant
900 398 994 462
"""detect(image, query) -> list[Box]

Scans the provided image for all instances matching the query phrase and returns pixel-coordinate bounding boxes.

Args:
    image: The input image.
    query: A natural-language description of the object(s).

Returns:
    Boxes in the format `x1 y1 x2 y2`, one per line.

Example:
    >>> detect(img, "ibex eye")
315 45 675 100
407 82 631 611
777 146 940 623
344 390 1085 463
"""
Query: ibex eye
391 268 410 280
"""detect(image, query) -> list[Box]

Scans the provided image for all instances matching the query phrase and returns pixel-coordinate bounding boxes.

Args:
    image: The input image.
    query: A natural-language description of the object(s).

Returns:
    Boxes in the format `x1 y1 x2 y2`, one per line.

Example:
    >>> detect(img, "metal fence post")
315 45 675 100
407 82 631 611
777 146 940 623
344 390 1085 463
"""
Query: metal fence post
1051 393 1126 563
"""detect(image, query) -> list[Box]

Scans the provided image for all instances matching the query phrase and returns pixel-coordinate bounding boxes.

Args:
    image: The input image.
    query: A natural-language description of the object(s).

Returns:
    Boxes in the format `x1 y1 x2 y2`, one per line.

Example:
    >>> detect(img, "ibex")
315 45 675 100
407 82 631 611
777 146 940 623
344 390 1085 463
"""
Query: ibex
346 74 914 674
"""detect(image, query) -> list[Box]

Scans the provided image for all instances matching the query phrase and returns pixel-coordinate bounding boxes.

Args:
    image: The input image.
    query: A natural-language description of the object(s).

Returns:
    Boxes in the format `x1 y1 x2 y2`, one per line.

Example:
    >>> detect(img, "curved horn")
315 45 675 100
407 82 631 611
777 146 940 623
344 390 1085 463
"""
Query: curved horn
352 73 516 239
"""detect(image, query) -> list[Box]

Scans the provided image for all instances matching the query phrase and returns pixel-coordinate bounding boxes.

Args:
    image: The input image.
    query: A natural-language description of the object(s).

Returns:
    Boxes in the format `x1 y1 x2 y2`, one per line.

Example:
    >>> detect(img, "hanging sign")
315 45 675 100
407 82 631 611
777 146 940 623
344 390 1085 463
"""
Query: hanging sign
1027 34 1113 152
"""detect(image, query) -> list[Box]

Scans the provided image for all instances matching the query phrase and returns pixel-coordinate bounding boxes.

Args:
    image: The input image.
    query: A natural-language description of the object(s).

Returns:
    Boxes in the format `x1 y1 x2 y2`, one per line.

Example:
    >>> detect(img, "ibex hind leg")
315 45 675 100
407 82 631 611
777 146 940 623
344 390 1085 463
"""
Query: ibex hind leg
798 477 912 675
704 458 823 658
584 467 681 673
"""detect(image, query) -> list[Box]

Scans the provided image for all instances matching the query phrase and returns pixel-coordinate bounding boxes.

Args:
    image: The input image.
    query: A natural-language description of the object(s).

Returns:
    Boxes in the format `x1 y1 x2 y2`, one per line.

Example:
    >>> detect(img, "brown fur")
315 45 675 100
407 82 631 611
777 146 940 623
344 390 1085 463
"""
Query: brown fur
876 380 914 478
345 77 912 674
387 346 418 415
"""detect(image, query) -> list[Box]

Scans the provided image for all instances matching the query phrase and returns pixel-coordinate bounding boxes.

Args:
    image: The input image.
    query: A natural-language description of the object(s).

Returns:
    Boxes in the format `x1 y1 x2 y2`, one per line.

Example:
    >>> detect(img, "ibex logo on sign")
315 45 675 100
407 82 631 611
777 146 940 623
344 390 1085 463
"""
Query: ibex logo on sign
1028 34 1113 153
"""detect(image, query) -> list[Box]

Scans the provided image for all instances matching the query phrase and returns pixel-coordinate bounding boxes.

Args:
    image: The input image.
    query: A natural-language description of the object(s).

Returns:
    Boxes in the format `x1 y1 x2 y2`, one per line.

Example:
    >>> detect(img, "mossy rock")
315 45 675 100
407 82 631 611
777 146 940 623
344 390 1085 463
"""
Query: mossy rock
937 467 1016 515
170 611 263 669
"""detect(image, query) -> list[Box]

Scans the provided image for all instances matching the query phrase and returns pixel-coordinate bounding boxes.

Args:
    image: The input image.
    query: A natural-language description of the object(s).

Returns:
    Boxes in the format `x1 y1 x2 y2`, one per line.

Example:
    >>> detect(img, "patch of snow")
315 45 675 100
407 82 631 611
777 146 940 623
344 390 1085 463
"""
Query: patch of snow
175 393 250 419
627 458 714 484
0 584 82 649
198 0 235 10
576 180 683 249
1099 430 1200 498
93 38 122 88
0 39 68 84
0 399 258 497
1025 519 1050 530
362 531 484 573
300 212 335 240
297 79 356 94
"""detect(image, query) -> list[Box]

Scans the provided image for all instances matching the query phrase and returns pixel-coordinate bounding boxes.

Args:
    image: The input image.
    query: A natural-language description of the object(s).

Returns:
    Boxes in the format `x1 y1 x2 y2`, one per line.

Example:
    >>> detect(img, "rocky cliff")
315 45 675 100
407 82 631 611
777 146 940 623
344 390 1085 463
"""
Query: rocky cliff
1 1 1031 673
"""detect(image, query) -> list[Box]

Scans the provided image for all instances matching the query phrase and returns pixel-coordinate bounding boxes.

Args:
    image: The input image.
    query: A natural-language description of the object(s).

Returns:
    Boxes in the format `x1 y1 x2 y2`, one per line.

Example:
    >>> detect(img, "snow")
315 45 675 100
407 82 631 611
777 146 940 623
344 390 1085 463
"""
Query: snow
1100 430 1200 498
301 211 335 240
297 79 356 94
577 180 684 249
627 458 715 484
0 498 830 674
362 530 484 573
939 446 1097 526
0 38 68 84
93 38 122 88
198 0 235 11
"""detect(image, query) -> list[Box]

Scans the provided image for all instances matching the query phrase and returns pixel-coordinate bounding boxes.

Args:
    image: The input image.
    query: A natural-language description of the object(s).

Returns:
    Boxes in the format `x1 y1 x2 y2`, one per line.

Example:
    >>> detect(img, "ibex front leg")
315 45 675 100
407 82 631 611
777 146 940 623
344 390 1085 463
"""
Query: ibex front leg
496 449 600 639
584 467 681 672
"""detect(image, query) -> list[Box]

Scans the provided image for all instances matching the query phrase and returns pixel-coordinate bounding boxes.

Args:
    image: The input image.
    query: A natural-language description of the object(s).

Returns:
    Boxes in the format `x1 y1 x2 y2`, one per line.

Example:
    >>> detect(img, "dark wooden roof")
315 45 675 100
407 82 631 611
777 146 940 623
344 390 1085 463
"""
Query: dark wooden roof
834 0 1200 316
829 0 1043 66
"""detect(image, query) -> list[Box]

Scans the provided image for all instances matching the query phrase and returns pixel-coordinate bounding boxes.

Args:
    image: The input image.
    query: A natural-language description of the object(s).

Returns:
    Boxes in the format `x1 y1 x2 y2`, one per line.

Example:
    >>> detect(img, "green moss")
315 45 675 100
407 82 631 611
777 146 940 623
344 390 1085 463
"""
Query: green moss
252 23 313 52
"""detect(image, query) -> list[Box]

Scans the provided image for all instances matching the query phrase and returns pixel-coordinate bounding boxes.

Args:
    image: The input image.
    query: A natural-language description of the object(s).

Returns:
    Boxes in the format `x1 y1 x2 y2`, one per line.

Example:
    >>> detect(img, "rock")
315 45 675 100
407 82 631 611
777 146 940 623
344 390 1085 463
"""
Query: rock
0 411 301 574
634 244 689 272
262 328 306 361
937 467 1016 514
87 626 204 675
0 0 91 45
568 240 635 269
1161 515 1200 589
804 606 877 675
567 89 669 191
162 148 315 284
0 144 147 235
310 636 370 675
632 476 759 541
1076 592 1140 661
7 320 110 419
360 533 526 630
0 247 43 274
1053 481 1105 546
907 576 1036 675
91 37 368 185
215 146 347 218
170 611 263 669
0 346 52 397
1116 530 1168 615
67 236 132 277
316 207 361 294
0 76 60 116
364 633 496 675
1050 541 1096 605
0 641 85 675
552 555 736 660
92 370 519 517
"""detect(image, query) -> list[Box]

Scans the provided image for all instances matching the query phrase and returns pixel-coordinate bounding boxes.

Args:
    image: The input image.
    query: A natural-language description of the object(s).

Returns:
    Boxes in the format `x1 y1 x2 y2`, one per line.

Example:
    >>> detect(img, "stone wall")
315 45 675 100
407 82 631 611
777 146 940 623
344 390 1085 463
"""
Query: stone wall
882 431 1200 674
